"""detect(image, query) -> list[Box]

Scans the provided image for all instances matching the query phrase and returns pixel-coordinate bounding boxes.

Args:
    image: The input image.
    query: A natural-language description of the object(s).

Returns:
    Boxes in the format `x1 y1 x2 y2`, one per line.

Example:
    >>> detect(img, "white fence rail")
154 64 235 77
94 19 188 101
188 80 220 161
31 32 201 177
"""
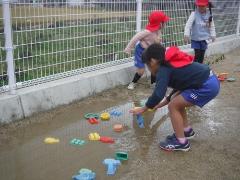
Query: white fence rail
0 0 240 93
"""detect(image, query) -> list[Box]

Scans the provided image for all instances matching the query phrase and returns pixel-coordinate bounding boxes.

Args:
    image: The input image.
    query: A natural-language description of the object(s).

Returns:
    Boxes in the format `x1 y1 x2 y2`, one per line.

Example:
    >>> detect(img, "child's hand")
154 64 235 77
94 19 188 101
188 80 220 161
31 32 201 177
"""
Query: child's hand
130 106 147 115
184 36 190 43
124 48 131 55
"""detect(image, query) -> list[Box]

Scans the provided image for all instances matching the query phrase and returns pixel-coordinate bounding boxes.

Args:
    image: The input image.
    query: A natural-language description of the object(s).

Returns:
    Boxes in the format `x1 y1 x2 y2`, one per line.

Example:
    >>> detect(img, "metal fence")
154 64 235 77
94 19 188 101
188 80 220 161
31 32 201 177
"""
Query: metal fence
0 0 240 94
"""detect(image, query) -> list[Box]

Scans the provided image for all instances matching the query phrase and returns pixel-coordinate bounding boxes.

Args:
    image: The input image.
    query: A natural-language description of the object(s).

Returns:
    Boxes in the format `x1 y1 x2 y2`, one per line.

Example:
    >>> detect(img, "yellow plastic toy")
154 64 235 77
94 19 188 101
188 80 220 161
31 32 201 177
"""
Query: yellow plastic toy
88 133 100 141
44 137 60 144
100 112 110 121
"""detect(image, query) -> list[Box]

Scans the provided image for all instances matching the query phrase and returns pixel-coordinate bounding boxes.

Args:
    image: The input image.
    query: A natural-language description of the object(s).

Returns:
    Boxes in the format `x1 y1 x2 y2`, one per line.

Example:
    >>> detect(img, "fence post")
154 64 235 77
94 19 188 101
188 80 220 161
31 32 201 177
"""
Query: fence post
237 4 240 36
136 0 143 32
2 0 16 94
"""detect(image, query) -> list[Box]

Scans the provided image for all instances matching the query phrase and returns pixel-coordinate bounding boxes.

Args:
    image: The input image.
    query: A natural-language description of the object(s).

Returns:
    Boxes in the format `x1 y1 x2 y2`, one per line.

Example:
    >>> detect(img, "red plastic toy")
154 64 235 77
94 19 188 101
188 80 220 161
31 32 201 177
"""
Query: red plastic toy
218 77 225 81
88 118 99 124
100 136 115 144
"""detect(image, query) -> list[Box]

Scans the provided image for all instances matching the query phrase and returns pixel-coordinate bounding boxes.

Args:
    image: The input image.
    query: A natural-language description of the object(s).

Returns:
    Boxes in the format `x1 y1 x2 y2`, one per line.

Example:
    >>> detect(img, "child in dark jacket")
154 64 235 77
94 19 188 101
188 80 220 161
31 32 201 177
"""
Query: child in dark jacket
130 44 220 151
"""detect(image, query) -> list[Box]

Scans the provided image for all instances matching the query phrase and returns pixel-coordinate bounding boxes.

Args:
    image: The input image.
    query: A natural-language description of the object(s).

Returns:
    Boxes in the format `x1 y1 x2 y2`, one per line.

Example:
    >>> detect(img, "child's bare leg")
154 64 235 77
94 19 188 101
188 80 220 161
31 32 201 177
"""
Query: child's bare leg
168 95 193 138
180 108 189 128
137 68 145 76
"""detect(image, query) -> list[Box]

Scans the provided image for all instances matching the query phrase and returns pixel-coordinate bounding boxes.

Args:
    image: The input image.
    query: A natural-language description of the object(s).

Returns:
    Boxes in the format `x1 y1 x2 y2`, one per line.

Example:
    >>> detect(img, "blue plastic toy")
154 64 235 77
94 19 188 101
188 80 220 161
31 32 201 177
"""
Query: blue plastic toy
70 138 85 146
110 110 123 117
102 158 121 176
72 168 96 180
136 114 144 128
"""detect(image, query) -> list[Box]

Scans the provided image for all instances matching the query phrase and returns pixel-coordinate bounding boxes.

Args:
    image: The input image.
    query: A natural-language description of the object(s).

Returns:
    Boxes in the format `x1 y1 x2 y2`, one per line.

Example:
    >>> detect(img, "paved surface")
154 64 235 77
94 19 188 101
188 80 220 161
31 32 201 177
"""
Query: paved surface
0 48 239 180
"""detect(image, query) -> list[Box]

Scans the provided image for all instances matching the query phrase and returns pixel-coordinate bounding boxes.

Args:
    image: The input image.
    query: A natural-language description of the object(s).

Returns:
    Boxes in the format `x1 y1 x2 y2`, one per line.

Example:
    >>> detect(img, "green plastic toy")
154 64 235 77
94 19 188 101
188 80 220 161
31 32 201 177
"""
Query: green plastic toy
115 152 128 161
84 113 99 119
70 138 85 146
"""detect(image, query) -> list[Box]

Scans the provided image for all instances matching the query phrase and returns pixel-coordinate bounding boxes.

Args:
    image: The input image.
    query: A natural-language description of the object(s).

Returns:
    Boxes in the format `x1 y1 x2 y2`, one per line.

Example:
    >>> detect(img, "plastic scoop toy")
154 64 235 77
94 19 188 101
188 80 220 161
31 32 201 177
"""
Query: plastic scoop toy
88 133 100 141
70 138 85 146
136 114 144 128
100 136 115 144
44 137 59 144
88 118 99 124
100 112 110 121
113 124 123 132
103 159 121 176
72 168 96 180
115 152 128 161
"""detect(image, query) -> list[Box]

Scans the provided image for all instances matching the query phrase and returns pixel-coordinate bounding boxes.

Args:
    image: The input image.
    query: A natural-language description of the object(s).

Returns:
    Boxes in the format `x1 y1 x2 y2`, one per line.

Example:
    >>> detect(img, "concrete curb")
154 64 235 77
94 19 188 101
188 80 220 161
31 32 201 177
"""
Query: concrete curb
0 35 240 123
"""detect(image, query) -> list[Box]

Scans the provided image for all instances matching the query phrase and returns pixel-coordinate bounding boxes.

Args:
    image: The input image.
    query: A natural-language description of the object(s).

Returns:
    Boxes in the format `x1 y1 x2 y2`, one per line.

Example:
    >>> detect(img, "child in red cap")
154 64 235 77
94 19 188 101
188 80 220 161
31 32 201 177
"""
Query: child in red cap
184 0 216 63
124 10 169 90
130 43 220 151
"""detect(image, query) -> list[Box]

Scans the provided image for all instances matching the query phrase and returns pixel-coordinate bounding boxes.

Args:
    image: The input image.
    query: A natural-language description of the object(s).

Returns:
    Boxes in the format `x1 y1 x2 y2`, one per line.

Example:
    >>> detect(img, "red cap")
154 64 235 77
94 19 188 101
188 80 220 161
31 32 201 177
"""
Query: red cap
195 0 209 6
145 10 169 32
165 47 194 68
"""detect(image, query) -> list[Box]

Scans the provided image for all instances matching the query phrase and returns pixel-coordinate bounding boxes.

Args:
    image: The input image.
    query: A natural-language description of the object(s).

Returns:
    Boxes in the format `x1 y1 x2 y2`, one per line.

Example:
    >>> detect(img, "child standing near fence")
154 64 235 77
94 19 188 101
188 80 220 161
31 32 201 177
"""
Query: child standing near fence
184 0 216 63
130 44 220 151
124 10 169 90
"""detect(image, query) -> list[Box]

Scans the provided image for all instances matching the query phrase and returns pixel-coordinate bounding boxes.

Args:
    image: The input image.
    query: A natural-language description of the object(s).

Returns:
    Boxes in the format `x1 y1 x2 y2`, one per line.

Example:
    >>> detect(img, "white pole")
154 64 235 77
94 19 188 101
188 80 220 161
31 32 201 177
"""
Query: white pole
237 4 240 36
136 0 143 32
2 0 16 94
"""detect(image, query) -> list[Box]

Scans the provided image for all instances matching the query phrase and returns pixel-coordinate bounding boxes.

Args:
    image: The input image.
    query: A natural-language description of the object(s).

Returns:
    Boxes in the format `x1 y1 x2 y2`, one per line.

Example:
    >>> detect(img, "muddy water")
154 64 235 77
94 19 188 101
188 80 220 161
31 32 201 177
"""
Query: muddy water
0 49 240 180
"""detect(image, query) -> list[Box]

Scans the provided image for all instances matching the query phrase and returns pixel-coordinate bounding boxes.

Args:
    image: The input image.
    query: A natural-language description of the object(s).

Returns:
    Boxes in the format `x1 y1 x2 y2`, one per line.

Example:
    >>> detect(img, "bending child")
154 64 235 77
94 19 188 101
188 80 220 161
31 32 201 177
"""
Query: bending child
130 44 220 151
184 0 216 63
124 10 169 90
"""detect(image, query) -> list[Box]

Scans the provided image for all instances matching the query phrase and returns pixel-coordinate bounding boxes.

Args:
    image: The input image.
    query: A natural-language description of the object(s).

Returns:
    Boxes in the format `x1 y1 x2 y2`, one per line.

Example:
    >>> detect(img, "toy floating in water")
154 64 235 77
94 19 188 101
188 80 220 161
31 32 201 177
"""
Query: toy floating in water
88 118 99 124
100 112 110 121
72 168 96 180
100 136 115 144
113 124 123 132
115 152 128 161
84 113 99 119
226 77 236 82
70 138 85 146
88 133 100 141
103 159 121 176
110 110 123 117
44 137 60 144
136 114 144 128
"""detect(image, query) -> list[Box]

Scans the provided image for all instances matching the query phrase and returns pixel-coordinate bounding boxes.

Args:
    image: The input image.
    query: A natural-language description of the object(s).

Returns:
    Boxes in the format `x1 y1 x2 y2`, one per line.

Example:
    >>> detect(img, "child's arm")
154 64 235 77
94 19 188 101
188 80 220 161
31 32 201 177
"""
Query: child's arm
124 30 150 54
210 19 216 42
184 12 195 43
153 89 180 110
155 30 162 44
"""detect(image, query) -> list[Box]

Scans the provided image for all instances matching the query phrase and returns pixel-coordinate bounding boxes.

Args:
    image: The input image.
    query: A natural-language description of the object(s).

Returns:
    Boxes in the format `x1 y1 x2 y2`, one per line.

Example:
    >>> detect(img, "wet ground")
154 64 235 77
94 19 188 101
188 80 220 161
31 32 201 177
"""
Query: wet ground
0 48 240 180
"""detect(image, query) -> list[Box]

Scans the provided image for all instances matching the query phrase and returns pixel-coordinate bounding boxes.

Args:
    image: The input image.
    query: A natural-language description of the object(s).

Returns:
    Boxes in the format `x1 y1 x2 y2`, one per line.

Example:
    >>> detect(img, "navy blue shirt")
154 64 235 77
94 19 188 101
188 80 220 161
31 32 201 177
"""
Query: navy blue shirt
146 62 210 108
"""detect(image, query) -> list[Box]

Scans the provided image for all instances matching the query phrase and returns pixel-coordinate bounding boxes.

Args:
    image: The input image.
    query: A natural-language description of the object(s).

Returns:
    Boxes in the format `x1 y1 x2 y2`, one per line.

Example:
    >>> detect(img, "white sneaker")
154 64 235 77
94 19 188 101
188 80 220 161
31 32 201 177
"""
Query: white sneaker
127 82 136 90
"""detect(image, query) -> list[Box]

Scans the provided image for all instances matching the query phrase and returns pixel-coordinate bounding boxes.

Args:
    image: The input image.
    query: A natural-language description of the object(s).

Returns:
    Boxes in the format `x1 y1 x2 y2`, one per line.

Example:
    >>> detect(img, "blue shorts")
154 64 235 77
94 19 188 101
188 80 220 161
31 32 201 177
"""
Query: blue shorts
181 73 220 107
134 43 145 68
191 40 208 50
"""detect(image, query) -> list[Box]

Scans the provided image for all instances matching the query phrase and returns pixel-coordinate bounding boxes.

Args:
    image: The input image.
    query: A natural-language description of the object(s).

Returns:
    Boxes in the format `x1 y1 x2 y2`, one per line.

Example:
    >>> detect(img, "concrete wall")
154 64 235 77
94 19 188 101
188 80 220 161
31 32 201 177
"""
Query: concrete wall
1 35 240 123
